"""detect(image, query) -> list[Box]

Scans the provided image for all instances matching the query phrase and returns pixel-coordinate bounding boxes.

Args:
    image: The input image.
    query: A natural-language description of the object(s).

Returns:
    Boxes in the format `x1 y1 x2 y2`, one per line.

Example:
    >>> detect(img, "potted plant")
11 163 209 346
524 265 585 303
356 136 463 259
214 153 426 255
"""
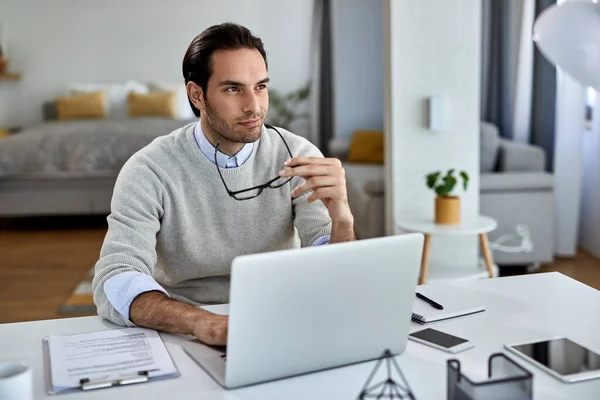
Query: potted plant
425 169 469 224
266 82 311 130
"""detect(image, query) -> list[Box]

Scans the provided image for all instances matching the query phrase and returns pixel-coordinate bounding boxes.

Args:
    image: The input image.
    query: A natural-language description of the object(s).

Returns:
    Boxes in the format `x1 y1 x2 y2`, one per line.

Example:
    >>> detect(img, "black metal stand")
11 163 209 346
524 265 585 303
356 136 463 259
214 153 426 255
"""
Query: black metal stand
357 349 416 399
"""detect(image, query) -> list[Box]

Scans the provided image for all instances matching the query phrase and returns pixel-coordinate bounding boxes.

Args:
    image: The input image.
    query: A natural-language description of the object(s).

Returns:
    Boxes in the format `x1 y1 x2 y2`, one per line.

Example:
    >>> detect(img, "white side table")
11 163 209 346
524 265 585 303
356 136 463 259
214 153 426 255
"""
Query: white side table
397 215 498 284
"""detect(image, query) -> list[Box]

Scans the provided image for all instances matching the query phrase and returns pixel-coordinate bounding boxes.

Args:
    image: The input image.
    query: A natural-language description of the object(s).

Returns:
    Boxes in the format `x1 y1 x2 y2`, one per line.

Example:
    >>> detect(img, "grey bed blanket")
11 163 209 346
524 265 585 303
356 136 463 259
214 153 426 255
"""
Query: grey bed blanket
0 118 193 176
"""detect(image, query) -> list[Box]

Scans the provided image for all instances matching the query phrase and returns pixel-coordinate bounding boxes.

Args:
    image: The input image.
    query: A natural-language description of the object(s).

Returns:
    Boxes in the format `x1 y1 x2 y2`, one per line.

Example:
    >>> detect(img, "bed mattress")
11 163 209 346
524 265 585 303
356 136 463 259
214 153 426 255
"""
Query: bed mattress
0 118 191 177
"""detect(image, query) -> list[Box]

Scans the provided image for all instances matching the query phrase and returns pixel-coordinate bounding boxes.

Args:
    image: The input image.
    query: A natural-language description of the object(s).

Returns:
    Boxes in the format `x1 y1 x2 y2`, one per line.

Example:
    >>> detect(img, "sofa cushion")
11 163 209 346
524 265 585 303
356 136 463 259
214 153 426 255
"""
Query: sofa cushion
497 139 546 172
328 137 351 159
347 130 384 164
343 163 385 239
56 91 106 121
127 91 178 119
480 122 500 173
343 163 385 196
364 178 385 196
480 172 554 192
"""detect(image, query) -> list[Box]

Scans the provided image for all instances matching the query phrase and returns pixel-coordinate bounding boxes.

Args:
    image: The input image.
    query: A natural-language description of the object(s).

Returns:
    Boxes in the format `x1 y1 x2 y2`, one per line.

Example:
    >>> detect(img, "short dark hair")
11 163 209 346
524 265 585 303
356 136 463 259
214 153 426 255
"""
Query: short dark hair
182 23 268 117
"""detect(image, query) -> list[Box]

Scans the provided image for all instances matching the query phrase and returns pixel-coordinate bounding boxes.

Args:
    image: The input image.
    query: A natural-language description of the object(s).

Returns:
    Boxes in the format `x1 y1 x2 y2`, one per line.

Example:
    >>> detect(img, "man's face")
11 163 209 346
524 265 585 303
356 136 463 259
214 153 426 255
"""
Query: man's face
199 48 269 144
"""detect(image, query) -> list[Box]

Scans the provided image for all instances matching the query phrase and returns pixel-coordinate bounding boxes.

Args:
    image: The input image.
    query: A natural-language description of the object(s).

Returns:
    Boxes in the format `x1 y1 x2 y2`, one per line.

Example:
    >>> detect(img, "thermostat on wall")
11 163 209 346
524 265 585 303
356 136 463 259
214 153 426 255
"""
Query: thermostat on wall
428 96 444 132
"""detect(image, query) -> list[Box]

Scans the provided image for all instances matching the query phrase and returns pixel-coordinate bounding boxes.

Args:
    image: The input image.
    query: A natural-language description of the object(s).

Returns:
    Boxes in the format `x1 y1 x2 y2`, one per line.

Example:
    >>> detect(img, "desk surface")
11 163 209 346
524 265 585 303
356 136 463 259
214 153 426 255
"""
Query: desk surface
1 272 599 399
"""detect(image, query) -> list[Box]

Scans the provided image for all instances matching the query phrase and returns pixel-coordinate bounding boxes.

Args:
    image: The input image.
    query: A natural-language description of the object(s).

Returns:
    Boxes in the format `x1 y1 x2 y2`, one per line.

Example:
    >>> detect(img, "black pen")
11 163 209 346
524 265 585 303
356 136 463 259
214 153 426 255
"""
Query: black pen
416 292 444 310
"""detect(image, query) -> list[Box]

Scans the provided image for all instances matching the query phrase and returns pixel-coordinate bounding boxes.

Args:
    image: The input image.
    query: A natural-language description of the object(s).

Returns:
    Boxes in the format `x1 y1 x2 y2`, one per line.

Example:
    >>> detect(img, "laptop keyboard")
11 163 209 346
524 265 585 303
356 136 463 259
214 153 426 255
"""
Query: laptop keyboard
206 343 227 362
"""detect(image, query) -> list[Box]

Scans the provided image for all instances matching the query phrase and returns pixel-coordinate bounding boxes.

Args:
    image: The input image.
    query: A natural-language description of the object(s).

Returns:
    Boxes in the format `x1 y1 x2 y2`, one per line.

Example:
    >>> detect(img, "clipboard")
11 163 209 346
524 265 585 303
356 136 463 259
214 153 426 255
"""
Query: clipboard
42 328 180 395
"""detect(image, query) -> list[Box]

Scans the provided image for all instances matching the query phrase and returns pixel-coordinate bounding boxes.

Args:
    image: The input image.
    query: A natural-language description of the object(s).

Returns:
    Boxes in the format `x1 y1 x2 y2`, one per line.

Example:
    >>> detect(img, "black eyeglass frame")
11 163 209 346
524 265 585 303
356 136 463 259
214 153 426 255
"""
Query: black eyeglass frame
214 124 294 201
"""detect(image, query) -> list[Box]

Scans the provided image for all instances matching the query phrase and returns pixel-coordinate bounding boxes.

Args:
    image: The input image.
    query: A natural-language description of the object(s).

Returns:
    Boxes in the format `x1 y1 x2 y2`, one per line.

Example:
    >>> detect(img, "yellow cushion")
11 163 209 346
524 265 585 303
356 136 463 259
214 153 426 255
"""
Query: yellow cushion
127 91 177 118
56 91 106 121
347 130 384 164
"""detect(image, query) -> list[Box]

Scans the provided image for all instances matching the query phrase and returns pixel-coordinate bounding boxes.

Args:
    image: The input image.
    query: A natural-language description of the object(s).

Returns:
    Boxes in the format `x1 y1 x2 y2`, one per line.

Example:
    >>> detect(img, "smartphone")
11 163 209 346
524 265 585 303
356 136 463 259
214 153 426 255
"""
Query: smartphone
408 328 474 354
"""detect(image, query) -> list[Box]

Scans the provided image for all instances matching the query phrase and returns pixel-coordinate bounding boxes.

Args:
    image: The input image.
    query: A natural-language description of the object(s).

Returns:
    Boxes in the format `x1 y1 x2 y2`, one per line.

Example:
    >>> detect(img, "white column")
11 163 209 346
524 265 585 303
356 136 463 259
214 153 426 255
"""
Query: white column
554 70 586 257
579 89 600 259
383 0 482 269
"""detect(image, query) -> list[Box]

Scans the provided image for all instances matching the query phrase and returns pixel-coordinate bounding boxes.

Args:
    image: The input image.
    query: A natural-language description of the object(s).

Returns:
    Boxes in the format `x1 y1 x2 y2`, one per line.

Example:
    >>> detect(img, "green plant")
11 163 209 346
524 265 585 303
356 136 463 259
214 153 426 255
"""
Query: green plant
267 82 311 129
426 169 469 197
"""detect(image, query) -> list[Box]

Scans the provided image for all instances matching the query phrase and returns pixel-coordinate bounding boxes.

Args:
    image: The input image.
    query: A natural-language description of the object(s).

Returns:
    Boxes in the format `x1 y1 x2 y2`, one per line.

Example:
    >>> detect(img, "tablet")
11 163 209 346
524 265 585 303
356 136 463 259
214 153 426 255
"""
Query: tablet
504 336 600 383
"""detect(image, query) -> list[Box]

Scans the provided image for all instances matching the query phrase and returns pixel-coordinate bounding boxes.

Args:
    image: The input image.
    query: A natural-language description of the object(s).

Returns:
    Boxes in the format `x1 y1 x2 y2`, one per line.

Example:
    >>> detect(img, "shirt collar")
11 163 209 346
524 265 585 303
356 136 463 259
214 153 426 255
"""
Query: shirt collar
193 121 254 168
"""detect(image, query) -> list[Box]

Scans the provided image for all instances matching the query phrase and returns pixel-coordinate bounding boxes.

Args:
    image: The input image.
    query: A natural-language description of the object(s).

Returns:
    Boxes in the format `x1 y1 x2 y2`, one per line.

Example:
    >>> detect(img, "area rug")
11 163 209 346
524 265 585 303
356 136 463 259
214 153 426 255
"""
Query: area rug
59 267 96 314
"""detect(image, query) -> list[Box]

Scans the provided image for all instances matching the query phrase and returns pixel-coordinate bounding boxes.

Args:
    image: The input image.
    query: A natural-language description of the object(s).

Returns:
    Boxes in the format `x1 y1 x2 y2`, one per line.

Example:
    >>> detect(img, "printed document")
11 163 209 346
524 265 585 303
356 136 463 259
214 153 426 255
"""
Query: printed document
47 327 178 391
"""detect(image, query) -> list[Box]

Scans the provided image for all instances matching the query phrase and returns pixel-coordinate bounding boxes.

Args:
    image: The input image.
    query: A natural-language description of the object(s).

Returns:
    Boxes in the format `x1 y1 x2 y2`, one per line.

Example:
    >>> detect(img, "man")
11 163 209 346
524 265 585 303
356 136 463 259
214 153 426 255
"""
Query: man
92 22 355 346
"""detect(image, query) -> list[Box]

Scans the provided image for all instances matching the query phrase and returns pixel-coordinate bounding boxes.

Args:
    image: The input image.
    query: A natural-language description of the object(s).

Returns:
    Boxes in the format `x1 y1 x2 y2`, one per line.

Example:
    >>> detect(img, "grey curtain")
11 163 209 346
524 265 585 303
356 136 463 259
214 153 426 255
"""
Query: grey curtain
481 0 513 138
316 0 334 156
481 0 557 172
530 0 557 172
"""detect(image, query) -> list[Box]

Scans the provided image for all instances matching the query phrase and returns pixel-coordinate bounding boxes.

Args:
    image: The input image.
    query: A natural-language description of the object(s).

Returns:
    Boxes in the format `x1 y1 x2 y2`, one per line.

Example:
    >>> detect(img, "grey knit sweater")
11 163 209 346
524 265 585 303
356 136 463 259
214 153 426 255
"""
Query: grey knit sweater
92 123 332 326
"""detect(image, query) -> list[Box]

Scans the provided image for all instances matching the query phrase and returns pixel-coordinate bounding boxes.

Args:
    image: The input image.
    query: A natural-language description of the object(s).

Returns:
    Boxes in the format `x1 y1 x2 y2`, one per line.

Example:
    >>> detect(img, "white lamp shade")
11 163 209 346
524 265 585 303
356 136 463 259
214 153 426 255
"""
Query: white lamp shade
533 0 600 89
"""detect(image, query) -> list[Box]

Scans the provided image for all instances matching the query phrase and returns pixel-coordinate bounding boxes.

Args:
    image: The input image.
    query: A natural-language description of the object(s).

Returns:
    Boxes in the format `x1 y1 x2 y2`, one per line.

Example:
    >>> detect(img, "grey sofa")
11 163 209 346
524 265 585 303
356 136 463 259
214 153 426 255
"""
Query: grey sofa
329 122 555 266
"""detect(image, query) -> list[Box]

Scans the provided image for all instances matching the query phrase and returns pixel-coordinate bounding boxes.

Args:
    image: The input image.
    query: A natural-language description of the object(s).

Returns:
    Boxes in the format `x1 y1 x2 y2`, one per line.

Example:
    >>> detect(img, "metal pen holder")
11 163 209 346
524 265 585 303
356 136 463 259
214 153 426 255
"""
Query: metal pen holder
447 353 533 400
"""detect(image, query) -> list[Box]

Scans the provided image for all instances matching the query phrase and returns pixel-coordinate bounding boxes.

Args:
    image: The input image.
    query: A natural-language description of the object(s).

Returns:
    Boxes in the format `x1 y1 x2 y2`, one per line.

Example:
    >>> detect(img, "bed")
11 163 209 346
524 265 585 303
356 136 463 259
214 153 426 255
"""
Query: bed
0 118 192 217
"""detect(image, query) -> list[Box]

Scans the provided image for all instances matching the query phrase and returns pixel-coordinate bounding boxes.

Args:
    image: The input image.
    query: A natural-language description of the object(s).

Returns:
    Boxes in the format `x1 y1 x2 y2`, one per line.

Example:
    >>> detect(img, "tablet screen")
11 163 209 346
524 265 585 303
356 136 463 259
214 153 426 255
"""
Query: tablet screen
509 338 600 376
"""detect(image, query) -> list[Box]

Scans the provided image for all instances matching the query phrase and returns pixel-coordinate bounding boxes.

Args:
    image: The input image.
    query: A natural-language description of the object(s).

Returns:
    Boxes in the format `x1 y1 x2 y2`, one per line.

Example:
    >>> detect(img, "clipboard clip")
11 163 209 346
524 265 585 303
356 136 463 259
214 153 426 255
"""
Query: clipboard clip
79 369 159 391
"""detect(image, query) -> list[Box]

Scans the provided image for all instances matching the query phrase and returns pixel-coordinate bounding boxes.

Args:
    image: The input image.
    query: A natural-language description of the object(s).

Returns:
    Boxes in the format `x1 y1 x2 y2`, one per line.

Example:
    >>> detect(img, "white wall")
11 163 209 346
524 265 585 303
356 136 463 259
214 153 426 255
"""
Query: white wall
331 0 384 139
0 0 314 131
579 93 600 260
384 0 481 269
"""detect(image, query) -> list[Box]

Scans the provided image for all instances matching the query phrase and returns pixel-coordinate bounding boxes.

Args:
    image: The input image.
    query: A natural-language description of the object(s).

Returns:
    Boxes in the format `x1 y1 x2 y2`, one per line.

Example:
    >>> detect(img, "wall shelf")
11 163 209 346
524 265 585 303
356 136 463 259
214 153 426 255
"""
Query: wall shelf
0 73 22 82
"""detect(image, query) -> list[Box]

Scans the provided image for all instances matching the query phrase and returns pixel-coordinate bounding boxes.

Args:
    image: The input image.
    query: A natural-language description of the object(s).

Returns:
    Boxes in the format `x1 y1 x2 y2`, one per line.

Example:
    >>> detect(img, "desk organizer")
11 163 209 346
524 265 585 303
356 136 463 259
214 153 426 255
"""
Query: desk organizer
447 353 533 400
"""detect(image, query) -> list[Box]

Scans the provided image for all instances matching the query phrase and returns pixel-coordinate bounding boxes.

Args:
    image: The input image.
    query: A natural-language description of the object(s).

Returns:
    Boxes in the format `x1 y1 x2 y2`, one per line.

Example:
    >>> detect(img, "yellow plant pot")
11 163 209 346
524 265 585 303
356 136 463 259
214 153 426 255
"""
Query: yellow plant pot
435 196 460 225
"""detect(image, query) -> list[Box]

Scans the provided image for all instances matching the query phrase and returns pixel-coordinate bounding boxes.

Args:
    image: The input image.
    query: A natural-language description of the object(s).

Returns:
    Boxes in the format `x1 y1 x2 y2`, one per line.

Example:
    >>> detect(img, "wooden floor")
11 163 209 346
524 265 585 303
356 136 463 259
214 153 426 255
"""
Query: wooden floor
1 216 599 324
0 216 107 324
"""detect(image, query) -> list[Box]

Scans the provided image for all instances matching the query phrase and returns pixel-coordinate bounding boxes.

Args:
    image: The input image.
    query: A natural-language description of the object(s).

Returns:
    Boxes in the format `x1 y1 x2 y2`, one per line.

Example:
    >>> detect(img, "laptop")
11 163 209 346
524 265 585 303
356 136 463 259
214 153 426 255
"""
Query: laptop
181 233 424 389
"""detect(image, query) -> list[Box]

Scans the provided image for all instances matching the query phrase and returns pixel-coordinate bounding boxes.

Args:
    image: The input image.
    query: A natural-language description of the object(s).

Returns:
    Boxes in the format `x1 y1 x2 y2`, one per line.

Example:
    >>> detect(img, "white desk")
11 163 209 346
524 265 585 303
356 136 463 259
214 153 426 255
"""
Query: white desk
1 272 599 399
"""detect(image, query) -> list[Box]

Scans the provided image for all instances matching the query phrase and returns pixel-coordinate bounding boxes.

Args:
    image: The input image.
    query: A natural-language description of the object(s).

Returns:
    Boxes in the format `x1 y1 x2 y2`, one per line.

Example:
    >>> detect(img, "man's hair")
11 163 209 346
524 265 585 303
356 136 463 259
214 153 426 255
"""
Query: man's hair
182 22 268 117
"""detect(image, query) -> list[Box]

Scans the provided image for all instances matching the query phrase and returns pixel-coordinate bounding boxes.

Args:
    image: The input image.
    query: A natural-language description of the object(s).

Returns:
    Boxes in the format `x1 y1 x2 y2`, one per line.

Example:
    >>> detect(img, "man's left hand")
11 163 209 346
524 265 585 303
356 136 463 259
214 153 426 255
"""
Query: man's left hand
280 157 353 223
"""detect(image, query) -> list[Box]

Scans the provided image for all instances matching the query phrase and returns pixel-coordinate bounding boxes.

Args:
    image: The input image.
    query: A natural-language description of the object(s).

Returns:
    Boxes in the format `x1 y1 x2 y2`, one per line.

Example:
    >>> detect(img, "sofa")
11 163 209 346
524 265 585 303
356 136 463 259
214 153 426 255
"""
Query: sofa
329 122 555 266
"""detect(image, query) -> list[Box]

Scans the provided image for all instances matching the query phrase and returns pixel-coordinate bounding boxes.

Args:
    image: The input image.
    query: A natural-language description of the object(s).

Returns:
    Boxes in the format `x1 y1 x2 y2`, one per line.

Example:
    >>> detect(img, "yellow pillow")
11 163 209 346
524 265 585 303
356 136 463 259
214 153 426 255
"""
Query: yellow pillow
347 130 384 164
56 91 106 121
127 91 177 118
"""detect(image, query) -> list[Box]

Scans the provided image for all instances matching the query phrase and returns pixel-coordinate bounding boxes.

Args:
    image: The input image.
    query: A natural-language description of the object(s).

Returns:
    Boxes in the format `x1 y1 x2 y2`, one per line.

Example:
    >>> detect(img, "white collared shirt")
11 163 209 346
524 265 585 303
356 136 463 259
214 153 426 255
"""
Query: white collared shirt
193 122 254 168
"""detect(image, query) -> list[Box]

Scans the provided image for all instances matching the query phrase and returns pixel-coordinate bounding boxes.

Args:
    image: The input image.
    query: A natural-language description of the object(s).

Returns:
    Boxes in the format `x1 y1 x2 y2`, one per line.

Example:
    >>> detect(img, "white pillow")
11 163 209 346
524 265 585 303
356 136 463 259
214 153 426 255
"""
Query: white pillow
147 81 196 120
66 81 149 119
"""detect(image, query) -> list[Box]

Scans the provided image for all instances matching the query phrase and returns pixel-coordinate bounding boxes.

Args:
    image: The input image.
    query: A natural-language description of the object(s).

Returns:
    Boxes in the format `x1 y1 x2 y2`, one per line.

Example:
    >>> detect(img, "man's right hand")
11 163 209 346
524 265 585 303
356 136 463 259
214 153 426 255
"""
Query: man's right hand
129 291 229 346
192 313 228 346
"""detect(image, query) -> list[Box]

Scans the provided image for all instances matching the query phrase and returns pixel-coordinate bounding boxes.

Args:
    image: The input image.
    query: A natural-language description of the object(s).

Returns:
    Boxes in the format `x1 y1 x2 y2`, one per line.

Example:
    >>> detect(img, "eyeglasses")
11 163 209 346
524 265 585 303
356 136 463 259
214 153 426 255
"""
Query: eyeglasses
214 124 293 201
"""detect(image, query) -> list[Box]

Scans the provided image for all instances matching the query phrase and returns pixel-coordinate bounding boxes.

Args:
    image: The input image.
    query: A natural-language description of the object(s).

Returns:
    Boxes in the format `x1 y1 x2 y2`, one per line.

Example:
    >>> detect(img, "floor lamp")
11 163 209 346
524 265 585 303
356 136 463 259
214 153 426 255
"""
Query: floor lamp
533 0 600 258
533 0 600 90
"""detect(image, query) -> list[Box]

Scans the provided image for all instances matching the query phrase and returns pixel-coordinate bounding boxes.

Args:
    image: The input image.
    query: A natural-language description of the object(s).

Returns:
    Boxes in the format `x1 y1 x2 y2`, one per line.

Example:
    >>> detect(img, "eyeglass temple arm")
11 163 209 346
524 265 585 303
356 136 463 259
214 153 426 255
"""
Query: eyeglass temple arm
215 125 292 197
